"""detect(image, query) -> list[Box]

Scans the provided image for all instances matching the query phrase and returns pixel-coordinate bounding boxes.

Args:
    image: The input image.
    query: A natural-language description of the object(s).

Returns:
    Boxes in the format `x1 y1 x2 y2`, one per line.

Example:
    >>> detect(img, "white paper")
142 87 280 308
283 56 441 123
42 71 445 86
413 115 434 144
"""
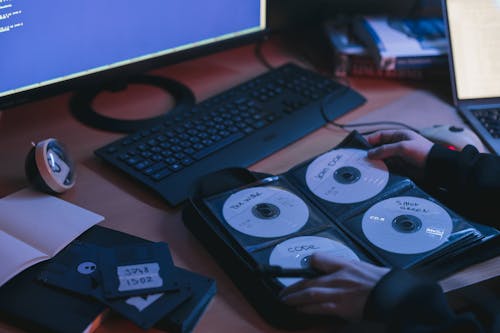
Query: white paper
0 188 104 287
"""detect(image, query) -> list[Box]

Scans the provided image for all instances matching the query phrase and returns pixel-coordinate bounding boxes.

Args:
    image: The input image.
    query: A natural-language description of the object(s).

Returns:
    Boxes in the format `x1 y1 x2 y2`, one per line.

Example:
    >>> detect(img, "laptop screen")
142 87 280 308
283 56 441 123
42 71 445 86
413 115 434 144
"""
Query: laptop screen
445 0 500 101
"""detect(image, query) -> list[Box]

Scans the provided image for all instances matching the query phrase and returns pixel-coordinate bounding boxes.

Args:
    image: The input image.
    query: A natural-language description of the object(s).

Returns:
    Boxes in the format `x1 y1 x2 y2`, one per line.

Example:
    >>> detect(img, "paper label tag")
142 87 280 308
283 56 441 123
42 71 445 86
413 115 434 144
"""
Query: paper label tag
99 242 177 299
125 293 163 312
117 263 163 292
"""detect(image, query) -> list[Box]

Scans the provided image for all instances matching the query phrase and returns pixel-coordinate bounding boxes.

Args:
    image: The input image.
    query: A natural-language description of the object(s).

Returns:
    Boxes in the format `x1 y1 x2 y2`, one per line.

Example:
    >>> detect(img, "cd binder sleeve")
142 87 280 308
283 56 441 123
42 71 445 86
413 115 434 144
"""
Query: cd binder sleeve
182 131 499 329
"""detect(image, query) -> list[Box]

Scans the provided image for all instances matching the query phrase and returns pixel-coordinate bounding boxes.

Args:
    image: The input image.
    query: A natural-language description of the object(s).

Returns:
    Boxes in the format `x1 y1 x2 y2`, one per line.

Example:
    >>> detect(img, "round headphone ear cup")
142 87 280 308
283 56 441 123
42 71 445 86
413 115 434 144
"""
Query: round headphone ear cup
25 146 57 194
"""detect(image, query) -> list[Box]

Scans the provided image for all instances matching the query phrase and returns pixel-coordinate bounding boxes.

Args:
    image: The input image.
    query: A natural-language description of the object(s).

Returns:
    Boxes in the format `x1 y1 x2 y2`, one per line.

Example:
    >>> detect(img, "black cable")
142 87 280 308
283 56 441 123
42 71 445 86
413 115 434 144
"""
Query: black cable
320 91 421 135
253 40 419 136
254 37 274 70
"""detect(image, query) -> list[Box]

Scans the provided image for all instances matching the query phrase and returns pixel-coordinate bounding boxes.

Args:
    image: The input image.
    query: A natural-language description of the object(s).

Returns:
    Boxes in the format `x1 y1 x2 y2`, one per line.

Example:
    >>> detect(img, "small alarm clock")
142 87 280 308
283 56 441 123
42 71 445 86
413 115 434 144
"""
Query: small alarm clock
25 138 76 194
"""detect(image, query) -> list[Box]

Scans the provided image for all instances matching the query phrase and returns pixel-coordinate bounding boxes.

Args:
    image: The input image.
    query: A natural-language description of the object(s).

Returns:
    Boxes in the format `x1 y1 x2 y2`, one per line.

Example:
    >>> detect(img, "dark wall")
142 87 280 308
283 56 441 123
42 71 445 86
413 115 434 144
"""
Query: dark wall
267 0 442 31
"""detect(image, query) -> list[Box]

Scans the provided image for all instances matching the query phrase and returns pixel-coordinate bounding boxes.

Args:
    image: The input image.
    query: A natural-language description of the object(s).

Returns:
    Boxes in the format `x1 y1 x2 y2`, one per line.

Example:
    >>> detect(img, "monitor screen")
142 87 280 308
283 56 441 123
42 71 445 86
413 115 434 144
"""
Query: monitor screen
445 0 500 101
0 0 267 110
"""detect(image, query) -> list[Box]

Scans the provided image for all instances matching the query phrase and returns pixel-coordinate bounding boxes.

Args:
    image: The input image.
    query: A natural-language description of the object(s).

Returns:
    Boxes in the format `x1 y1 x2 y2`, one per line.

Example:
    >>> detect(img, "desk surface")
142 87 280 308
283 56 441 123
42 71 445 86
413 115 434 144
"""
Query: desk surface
0 37 498 333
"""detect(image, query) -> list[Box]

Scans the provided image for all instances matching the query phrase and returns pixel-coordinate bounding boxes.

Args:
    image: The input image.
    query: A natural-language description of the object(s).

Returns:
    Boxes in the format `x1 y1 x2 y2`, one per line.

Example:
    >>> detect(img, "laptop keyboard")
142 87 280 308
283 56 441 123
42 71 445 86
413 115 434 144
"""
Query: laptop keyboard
472 108 500 138
95 63 366 206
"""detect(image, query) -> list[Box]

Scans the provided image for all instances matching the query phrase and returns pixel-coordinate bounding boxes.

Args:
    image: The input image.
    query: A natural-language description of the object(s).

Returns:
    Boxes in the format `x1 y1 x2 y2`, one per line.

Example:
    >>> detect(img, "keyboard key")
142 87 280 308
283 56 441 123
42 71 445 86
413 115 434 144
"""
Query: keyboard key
151 168 171 181
193 132 245 160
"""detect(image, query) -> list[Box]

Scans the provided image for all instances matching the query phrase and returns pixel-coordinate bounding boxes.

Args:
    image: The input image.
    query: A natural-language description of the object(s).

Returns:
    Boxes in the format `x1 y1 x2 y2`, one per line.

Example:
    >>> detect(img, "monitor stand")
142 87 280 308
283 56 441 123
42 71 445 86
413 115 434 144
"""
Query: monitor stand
69 75 195 133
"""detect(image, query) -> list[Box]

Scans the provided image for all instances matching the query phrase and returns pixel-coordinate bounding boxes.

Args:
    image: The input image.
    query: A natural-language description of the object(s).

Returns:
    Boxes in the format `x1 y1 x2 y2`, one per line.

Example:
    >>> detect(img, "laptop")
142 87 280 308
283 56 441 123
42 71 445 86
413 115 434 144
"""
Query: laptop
442 0 500 155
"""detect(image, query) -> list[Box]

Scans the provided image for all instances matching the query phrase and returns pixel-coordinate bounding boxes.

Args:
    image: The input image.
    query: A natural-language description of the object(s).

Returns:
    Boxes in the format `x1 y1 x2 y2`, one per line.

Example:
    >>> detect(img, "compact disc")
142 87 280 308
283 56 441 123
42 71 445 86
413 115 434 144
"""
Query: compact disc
269 236 359 286
361 196 453 254
222 186 309 238
305 148 389 204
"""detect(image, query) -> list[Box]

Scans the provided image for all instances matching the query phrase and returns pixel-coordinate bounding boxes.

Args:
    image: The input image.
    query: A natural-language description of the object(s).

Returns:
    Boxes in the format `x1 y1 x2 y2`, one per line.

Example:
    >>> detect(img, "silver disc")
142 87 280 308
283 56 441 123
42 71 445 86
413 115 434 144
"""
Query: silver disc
269 236 359 286
362 196 453 254
222 187 309 238
306 148 389 203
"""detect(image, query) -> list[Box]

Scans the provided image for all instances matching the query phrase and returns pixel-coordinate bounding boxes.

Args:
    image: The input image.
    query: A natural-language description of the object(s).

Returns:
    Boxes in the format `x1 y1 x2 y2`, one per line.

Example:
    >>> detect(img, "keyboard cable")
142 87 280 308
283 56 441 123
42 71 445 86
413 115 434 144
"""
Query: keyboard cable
320 89 421 135
252 38 418 135
254 37 275 70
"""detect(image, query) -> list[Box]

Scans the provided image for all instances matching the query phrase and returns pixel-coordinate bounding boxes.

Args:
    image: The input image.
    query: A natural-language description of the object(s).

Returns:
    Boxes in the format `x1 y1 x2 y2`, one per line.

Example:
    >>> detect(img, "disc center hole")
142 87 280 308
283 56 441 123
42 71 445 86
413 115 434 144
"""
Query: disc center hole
392 215 422 233
334 166 361 184
300 255 311 268
252 203 280 220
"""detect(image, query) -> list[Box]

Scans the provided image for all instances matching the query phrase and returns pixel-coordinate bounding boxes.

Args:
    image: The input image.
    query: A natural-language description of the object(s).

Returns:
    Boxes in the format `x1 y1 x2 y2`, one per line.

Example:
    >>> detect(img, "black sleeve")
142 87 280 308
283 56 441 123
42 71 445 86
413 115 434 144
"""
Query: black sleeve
363 269 484 333
421 144 500 226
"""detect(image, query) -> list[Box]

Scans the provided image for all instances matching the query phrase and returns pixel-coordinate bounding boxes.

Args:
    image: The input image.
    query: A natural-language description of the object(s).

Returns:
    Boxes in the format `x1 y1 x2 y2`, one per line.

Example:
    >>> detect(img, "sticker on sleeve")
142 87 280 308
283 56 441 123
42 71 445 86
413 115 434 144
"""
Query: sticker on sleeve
99 242 179 299
117 263 163 291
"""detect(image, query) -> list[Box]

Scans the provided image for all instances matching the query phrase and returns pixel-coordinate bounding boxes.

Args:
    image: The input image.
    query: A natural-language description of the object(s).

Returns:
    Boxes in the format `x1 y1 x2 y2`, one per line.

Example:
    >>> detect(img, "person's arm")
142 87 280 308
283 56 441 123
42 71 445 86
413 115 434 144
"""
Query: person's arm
280 254 486 333
365 129 500 226
423 144 500 224
365 269 483 333
365 129 434 181
279 254 389 321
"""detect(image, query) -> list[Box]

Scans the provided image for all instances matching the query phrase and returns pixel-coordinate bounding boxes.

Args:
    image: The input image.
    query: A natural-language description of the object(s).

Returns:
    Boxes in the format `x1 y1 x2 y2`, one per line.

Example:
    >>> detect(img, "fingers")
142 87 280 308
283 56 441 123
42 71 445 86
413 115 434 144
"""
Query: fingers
365 129 433 169
283 287 342 316
365 130 413 161
295 303 339 316
280 287 341 316
279 256 358 297
281 286 340 306
365 129 415 147
309 252 351 273
280 276 368 320
279 258 390 321
366 142 405 160
280 272 334 297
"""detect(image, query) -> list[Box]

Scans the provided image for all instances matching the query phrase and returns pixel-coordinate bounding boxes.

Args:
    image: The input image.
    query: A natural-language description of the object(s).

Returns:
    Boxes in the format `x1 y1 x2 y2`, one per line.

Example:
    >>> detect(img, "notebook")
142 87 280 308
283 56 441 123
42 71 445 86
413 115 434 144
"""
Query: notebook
442 0 500 155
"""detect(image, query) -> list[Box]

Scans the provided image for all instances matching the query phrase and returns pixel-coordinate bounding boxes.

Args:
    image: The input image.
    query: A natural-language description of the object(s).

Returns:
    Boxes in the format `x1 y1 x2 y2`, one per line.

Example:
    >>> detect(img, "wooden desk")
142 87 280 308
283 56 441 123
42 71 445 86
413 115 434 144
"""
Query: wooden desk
0 38 498 333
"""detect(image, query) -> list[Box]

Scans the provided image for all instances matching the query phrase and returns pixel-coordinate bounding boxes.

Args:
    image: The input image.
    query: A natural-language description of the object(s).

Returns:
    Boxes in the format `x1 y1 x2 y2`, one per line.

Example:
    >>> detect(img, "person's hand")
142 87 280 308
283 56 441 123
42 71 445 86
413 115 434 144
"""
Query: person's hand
279 253 389 321
364 129 434 179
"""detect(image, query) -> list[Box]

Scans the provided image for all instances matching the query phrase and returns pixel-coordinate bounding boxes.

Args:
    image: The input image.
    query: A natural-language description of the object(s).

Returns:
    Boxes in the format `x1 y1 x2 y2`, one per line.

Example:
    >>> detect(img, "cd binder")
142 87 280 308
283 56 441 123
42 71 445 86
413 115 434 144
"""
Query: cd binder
182 131 499 329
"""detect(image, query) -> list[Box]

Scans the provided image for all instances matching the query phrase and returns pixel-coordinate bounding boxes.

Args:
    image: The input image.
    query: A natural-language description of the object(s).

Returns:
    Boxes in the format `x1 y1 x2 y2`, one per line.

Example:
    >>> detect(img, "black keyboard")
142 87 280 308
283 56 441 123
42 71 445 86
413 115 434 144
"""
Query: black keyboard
95 63 366 206
472 108 500 138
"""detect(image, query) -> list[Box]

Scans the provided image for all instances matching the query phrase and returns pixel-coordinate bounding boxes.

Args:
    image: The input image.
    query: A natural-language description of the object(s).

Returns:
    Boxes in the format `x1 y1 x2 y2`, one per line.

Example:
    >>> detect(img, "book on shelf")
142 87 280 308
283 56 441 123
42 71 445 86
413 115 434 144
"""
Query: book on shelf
352 16 449 71
324 17 449 80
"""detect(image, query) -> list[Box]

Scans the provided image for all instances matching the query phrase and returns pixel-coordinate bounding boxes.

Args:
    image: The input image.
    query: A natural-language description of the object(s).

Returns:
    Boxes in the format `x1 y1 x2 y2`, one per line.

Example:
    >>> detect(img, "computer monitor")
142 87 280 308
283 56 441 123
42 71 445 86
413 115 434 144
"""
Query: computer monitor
0 1 267 131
